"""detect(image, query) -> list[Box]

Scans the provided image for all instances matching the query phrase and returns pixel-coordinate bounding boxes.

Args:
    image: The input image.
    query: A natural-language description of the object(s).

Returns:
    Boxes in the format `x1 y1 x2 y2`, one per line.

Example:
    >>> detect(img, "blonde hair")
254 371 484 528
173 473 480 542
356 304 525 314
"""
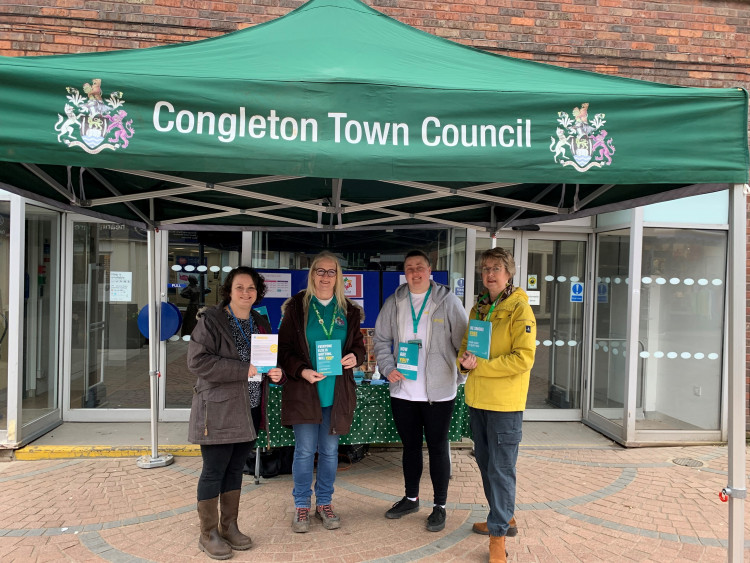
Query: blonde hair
304 251 348 313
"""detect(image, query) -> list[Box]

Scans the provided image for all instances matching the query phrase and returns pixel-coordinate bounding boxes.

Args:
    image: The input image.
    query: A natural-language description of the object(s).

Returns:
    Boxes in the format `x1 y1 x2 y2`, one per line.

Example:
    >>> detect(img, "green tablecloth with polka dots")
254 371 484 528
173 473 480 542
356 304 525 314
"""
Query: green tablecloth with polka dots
258 383 471 447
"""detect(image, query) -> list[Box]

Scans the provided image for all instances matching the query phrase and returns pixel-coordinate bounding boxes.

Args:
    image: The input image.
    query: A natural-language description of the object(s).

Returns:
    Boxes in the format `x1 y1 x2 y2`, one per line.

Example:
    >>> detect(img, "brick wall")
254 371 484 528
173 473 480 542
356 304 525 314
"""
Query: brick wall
1 0 749 427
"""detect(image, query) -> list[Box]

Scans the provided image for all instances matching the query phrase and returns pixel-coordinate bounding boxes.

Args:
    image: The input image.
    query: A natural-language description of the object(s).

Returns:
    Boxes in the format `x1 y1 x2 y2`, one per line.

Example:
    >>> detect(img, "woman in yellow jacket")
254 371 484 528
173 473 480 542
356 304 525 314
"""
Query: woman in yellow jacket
458 247 536 563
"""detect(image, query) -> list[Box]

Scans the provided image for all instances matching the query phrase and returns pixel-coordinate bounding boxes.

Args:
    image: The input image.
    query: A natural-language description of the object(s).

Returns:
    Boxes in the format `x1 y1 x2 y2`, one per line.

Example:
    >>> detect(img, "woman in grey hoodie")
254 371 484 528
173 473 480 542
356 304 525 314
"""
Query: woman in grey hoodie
373 250 468 532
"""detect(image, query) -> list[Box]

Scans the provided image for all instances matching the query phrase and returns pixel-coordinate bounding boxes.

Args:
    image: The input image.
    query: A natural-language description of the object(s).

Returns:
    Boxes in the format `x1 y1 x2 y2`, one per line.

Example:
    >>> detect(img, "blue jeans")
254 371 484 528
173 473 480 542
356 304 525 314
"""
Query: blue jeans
469 407 522 537
292 406 340 508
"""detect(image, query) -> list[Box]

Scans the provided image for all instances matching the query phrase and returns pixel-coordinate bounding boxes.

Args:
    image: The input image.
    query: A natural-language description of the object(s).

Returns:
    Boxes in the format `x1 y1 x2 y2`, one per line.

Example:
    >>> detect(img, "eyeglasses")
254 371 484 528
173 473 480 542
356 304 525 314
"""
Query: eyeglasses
481 266 504 275
314 268 337 278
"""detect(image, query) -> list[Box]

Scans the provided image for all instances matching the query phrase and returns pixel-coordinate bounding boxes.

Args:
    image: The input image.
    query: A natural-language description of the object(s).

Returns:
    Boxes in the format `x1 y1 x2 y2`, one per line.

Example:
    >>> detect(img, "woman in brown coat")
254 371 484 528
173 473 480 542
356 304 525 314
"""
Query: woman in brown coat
187 266 283 560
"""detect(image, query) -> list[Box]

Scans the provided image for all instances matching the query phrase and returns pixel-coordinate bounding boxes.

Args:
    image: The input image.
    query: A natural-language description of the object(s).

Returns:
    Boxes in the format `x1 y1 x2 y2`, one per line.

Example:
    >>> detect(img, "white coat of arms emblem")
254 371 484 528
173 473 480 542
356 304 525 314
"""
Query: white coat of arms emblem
54 79 134 154
550 103 615 172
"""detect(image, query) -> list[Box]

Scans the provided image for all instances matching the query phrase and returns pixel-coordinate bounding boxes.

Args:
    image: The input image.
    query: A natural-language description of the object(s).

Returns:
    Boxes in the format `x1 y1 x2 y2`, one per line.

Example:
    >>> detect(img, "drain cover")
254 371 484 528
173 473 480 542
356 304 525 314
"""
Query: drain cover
672 458 703 467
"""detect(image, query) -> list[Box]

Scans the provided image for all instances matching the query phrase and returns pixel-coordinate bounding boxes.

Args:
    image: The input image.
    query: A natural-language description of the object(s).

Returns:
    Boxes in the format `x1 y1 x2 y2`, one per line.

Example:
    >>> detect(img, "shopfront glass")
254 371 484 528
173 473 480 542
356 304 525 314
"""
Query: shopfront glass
637 228 726 430
0 202 9 430
525 239 586 411
69 221 149 410
591 230 630 427
22 206 60 425
165 231 241 408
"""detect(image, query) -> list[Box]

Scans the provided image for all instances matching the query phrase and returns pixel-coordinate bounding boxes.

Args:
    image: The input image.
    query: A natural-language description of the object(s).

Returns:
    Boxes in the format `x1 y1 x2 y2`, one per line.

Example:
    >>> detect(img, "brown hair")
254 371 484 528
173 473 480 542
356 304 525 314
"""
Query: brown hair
219 266 267 306
480 247 516 278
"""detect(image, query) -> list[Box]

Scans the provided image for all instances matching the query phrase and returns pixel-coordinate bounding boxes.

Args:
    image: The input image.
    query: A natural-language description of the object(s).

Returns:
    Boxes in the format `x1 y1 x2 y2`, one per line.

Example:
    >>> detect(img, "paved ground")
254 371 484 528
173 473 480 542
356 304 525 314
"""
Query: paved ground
0 423 747 562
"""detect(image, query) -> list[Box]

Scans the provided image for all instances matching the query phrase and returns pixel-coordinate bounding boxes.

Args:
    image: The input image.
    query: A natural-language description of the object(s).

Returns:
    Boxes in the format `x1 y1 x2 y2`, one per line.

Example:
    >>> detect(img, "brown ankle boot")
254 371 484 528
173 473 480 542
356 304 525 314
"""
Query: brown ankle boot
197 497 233 560
472 516 518 536
219 490 252 550
489 535 507 563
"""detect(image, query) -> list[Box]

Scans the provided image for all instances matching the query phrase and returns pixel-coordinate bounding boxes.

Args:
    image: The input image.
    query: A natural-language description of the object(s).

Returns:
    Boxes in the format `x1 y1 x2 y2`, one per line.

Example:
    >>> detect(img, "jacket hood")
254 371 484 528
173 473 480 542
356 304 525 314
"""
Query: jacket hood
499 287 530 309
195 305 212 319
393 280 453 305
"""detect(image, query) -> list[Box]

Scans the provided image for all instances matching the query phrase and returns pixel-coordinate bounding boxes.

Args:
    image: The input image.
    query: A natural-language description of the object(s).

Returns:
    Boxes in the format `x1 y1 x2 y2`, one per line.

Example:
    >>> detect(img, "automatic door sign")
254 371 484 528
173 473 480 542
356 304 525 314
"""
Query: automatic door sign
570 282 584 303
527 274 538 289
454 277 465 297
597 282 608 303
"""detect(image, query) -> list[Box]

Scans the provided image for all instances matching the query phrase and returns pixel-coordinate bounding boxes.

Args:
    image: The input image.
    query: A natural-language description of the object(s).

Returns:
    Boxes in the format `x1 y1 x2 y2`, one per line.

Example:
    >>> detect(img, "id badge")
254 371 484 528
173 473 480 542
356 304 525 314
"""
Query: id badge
407 339 422 349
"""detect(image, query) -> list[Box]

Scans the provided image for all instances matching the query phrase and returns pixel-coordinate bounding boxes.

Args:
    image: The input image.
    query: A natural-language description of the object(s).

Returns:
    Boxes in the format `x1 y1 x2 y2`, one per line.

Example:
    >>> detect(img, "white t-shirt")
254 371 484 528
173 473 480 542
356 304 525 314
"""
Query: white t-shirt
391 290 432 402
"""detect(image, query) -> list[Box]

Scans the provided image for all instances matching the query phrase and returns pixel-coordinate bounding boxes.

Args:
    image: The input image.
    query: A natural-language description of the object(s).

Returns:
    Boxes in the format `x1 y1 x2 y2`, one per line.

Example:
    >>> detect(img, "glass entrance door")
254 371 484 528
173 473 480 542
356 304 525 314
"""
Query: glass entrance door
66 219 150 419
518 234 588 418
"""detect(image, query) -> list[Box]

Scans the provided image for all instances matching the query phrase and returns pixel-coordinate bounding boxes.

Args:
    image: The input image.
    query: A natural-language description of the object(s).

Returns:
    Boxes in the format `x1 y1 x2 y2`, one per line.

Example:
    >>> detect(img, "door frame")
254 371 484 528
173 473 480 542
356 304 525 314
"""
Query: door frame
61 214 152 422
3 195 64 446
514 231 592 422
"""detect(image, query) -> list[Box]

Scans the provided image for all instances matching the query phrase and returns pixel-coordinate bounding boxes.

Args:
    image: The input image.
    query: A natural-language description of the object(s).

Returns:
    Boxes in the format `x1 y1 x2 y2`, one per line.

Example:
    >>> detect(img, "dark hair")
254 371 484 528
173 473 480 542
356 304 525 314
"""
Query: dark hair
403 249 431 268
219 266 267 306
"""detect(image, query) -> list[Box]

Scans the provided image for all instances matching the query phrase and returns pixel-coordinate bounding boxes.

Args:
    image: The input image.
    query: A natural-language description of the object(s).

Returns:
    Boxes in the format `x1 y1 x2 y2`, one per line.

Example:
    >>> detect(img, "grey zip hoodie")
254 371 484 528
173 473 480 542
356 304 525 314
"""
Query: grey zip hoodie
373 280 468 402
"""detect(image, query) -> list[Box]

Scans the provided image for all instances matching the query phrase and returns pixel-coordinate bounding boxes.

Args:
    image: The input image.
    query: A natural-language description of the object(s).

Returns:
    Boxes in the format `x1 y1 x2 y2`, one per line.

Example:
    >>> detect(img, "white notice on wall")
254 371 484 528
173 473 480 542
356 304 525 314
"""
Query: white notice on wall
527 290 541 306
110 271 132 302
263 272 292 298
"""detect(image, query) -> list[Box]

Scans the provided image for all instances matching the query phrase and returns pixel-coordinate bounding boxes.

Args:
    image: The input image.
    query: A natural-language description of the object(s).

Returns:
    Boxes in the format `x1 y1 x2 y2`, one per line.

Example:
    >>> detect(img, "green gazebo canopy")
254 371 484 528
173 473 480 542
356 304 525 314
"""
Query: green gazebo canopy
0 0 747 230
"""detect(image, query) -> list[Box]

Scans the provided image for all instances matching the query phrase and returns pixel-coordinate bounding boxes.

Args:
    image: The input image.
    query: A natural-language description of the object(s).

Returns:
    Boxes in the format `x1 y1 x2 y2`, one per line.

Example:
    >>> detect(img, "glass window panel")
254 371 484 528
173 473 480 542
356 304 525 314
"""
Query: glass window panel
591 230 630 426
526 239 586 410
597 209 632 229
637 228 726 430
70 222 149 409
643 192 728 225
165 231 242 408
22 206 60 425
0 202 10 430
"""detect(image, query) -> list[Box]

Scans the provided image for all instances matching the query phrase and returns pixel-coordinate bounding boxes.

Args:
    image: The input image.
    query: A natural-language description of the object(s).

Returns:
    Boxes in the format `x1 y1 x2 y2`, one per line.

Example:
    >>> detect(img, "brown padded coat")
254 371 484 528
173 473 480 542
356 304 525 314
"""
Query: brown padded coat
277 291 366 435
187 305 271 445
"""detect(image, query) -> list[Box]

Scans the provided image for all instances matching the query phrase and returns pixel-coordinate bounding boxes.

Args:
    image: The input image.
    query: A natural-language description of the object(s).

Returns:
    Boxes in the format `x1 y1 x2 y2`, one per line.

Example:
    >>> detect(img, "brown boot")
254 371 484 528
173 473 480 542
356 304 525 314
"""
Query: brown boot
219 490 252 550
197 497 233 560
472 516 518 536
489 535 507 563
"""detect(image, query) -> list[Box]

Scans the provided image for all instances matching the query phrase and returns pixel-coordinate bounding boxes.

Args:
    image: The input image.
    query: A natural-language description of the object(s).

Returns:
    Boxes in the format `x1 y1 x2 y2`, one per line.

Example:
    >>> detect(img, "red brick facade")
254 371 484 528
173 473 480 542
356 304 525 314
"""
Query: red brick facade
1 0 749 426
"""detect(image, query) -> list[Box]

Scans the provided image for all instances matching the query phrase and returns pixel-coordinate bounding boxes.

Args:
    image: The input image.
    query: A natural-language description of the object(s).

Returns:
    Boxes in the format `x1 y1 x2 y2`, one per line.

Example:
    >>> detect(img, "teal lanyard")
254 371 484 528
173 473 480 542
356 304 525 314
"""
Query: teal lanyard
227 305 254 348
409 285 432 336
311 301 338 339
476 293 501 322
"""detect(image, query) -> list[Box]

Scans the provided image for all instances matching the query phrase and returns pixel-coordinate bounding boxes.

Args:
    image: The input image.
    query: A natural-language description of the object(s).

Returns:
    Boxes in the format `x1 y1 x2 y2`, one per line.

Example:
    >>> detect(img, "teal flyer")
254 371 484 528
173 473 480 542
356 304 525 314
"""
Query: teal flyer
397 341 419 380
316 340 342 376
467 320 491 359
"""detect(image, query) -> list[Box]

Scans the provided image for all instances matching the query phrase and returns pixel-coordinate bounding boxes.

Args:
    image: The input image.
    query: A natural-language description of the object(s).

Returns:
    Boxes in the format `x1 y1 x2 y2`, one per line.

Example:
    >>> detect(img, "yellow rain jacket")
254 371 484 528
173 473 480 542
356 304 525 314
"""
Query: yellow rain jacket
458 288 536 412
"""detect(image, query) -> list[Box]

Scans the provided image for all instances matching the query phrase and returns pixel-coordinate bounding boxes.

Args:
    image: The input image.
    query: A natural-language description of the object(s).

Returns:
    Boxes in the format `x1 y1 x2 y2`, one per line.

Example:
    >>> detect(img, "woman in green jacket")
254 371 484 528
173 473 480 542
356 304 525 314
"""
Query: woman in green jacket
458 248 536 563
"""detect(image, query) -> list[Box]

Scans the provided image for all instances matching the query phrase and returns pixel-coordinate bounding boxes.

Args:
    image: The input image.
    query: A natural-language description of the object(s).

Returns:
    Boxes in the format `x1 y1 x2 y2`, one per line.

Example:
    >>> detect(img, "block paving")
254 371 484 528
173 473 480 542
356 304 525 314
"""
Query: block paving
0 443 747 562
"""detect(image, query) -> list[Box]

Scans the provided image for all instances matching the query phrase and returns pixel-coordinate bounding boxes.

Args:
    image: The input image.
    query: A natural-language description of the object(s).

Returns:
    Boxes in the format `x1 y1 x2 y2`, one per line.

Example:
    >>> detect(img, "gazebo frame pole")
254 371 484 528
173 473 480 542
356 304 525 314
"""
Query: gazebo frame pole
137 227 174 469
726 183 746 561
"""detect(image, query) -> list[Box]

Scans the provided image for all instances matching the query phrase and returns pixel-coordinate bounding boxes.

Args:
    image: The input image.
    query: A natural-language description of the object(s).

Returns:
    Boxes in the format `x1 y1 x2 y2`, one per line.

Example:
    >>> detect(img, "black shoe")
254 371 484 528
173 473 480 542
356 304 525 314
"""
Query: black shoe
426 506 446 532
385 496 420 519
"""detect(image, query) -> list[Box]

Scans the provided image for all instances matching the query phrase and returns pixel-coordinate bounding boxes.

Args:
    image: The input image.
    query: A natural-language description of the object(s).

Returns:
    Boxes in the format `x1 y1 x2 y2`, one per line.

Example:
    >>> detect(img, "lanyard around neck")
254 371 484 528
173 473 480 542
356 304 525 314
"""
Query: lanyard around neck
228 304 254 348
409 285 432 335
311 300 338 339
476 293 502 321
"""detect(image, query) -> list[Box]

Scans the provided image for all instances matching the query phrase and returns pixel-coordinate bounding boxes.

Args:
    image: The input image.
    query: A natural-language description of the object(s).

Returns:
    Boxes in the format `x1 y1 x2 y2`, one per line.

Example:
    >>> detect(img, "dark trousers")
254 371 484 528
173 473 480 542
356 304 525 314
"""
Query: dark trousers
469 407 522 536
390 396 455 506
196 406 261 501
